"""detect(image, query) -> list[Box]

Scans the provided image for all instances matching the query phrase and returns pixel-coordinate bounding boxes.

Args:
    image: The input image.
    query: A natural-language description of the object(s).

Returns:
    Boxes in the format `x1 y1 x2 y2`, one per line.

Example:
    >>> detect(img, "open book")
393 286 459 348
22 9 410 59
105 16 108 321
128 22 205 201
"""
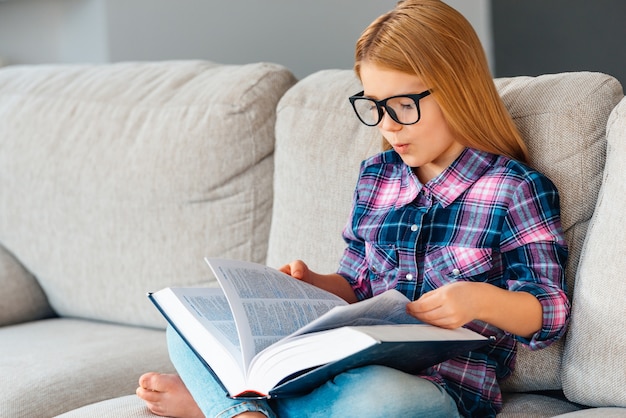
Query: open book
148 258 490 399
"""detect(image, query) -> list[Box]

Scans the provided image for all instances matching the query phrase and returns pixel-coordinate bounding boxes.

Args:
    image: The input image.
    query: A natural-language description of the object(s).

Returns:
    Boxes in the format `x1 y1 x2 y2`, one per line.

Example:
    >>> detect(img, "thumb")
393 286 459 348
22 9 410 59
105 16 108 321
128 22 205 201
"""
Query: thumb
279 260 307 280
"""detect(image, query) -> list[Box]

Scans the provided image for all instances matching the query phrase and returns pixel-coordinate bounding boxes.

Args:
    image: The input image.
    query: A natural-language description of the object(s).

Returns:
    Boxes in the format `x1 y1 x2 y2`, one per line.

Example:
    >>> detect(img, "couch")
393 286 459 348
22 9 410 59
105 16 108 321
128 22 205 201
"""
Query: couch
1 60 625 418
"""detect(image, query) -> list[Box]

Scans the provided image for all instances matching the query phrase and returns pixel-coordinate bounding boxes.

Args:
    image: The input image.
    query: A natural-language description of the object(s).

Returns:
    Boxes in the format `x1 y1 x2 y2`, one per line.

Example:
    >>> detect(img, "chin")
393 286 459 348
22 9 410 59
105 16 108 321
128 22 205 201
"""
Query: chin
398 155 422 168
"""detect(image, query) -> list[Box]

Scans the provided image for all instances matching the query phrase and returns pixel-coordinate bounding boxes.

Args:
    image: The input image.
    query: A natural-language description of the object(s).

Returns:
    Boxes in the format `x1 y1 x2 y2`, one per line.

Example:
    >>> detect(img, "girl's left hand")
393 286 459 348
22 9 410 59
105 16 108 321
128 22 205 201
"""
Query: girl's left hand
405 282 481 329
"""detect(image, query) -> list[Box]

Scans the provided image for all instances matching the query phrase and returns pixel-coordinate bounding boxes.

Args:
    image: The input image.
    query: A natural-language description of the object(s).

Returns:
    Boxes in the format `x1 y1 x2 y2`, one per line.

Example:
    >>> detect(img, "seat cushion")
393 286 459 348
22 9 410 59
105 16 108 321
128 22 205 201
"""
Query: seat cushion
0 61 296 328
554 408 626 417
54 392 626 418
0 318 175 418
55 395 158 418
561 97 626 407
497 393 581 417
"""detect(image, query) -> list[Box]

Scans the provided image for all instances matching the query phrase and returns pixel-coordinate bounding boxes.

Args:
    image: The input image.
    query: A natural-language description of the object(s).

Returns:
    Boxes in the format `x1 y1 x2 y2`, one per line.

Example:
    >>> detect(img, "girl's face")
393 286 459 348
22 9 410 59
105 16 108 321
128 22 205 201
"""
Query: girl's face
358 62 465 184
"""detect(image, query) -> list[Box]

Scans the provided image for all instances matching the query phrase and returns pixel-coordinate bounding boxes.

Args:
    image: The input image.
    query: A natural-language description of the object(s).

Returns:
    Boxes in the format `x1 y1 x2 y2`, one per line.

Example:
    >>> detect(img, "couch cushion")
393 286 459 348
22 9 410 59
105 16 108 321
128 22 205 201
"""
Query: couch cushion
0 243 54 326
496 73 623 392
0 61 296 328
268 69 623 392
494 73 623 298
55 395 157 418
497 393 581 417
554 408 626 417
561 97 626 408
267 69 380 273
52 387 624 418
0 318 175 418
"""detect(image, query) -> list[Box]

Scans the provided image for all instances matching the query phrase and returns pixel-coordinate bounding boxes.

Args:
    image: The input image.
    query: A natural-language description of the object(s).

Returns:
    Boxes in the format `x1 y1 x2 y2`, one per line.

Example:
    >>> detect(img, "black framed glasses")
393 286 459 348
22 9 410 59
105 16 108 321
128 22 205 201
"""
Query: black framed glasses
349 90 431 126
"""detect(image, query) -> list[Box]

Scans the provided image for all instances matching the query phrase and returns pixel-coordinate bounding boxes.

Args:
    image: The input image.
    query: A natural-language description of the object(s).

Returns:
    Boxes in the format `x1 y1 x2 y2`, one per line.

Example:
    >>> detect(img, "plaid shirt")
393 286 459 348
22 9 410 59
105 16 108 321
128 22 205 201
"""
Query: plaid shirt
337 148 570 417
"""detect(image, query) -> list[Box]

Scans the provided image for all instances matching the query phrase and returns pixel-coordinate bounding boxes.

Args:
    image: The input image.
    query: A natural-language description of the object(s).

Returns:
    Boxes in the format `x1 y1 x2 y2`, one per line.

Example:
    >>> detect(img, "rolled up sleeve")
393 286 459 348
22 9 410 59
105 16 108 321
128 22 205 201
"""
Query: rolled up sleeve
500 172 571 348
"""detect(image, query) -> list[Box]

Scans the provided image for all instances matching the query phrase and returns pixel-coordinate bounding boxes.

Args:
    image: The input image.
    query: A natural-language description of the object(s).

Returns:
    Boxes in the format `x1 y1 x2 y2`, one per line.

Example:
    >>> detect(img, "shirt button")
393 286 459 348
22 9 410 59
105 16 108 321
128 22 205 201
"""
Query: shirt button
410 224 418 232
405 273 414 281
452 268 461 276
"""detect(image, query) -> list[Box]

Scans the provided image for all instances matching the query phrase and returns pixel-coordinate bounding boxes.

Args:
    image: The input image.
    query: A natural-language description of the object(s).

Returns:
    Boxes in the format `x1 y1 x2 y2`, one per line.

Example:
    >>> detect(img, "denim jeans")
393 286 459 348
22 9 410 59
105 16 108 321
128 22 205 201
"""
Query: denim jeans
167 327 461 418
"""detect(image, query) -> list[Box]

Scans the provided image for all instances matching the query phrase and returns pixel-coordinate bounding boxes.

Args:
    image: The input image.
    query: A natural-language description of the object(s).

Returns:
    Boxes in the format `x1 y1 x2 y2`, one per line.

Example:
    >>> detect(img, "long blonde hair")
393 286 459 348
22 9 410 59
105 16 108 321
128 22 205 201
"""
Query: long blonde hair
354 0 529 164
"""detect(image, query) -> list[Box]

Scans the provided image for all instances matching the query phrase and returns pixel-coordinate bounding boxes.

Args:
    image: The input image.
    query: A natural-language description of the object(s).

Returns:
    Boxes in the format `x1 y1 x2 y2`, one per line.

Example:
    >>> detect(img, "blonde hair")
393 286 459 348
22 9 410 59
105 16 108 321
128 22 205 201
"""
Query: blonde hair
354 0 529 164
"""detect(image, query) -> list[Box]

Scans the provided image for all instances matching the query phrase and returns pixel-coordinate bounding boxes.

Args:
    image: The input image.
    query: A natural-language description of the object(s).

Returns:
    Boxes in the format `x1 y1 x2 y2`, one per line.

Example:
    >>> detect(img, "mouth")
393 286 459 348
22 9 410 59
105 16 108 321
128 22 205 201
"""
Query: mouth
392 143 410 154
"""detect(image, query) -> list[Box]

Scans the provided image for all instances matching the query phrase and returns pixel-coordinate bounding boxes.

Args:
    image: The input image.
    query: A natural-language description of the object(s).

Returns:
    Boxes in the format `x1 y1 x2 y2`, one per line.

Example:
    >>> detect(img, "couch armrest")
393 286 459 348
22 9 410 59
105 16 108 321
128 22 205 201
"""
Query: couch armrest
0 244 55 327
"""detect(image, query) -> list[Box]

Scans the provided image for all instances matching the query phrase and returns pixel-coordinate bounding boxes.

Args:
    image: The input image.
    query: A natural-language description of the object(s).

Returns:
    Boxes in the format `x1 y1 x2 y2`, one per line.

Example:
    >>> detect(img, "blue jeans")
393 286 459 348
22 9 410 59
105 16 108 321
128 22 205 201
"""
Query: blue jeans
167 327 460 418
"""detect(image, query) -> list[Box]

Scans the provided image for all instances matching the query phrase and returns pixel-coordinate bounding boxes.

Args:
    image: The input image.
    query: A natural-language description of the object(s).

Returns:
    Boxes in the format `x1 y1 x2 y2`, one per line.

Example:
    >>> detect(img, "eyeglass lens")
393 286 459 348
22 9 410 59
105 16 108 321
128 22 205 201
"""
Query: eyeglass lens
352 96 419 126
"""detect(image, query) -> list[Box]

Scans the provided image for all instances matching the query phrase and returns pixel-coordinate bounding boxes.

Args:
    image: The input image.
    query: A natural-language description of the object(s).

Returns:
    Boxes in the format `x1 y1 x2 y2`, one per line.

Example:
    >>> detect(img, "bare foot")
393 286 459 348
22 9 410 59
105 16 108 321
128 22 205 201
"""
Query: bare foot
136 372 204 418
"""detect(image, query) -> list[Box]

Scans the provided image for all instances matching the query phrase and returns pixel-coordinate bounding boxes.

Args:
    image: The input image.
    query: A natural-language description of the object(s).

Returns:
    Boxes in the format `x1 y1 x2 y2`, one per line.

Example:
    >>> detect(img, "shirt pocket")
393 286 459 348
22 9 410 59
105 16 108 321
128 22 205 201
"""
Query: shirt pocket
365 242 399 296
423 246 493 291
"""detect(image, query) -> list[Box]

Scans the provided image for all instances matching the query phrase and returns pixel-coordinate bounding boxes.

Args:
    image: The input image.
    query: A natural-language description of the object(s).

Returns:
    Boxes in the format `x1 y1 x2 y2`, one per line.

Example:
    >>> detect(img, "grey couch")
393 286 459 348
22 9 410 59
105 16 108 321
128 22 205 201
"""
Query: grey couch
1 61 625 417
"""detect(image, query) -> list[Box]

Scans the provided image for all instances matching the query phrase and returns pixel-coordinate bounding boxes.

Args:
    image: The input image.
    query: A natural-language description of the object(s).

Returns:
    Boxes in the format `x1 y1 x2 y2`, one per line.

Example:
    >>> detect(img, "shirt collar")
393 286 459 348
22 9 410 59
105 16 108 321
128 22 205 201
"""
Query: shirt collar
398 148 497 208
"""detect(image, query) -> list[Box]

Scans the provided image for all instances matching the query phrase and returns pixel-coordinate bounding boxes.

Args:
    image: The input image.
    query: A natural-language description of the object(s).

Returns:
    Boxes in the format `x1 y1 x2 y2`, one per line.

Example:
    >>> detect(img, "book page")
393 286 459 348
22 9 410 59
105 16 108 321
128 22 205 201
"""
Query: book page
149 287 247 394
174 288 242 354
248 324 487 394
205 258 348 369
288 289 422 338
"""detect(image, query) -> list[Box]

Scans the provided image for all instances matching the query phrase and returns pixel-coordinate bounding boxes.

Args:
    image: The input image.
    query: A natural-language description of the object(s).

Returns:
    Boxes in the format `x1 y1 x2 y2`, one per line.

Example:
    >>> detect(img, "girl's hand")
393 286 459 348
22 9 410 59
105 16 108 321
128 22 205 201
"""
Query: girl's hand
279 260 312 283
406 282 481 329
406 281 543 338
279 260 358 304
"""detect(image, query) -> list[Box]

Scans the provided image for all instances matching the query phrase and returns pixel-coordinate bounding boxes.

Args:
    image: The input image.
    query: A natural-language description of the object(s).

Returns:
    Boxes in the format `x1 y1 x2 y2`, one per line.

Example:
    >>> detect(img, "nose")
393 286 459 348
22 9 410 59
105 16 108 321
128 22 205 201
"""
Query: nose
379 108 402 131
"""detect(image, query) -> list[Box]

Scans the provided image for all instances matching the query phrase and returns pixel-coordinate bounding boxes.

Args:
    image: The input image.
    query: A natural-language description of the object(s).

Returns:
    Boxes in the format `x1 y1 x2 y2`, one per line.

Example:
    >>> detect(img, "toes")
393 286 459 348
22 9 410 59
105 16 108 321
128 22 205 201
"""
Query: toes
137 386 159 402
138 373 152 390
140 372 177 393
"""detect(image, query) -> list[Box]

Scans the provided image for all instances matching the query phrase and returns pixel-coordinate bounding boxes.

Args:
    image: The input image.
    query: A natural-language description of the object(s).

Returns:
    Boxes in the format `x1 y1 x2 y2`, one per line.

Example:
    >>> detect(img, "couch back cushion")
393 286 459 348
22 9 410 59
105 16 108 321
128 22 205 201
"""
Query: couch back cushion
0 244 54 326
562 96 626 407
0 61 296 328
495 73 623 392
268 70 380 273
268 69 623 392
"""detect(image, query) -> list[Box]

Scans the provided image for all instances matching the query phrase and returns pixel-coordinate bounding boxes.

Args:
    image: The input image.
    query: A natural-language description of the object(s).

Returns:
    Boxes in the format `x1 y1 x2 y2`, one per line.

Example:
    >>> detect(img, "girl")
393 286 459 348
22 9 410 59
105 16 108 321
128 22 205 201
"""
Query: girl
137 1 570 417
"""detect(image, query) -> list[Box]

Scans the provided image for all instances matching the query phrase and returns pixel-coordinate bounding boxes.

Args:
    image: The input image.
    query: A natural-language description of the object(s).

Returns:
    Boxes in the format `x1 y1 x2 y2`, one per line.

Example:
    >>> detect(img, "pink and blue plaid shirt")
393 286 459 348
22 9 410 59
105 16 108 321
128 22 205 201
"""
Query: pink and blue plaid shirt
337 147 570 417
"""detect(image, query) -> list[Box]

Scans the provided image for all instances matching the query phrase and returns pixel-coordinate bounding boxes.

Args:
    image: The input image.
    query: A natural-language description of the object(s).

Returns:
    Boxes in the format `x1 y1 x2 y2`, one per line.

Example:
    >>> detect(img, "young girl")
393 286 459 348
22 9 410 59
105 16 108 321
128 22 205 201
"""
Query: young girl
137 1 570 417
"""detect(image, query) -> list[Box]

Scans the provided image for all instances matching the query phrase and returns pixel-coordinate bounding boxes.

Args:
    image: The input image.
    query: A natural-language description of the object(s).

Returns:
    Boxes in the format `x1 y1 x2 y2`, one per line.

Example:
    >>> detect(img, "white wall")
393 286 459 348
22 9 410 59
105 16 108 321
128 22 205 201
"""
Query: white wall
0 0 492 78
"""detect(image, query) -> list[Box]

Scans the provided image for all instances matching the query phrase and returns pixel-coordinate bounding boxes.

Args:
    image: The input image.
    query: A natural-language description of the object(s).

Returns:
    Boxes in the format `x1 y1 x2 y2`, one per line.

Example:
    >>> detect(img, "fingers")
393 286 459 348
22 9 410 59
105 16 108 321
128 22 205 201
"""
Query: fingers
278 264 293 276
406 296 443 323
406 290 438 313
406 286 469 329
279 260 308 280
408 303 460 329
